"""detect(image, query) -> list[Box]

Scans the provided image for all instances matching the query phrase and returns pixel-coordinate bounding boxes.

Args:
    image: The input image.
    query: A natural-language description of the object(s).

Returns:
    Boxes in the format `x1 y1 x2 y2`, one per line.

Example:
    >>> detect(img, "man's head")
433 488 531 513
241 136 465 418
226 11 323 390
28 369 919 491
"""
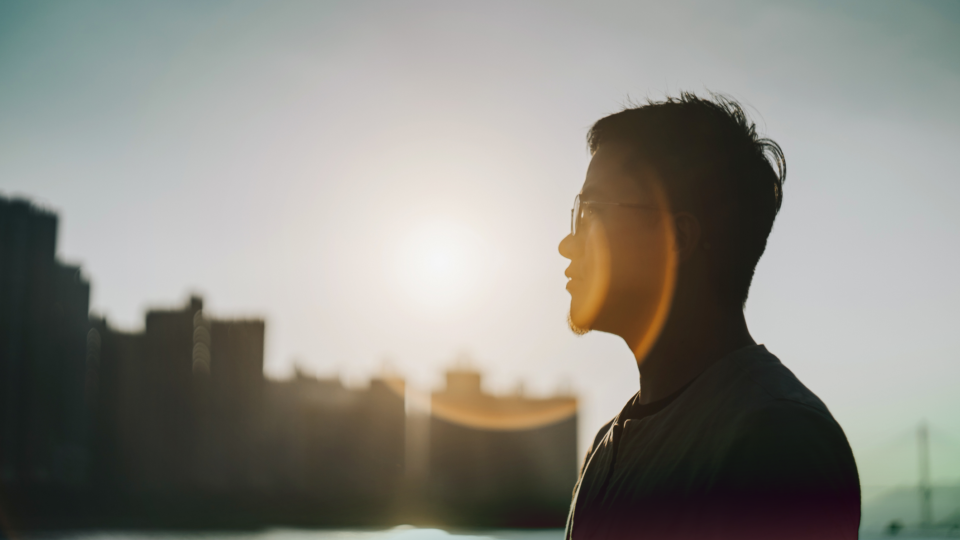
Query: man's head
559 93 786 351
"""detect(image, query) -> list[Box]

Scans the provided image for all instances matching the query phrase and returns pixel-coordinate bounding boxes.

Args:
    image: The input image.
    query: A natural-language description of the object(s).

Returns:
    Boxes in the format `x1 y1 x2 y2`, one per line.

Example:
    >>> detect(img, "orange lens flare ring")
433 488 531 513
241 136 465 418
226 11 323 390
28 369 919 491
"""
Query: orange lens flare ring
568 177 677 364
391 384 577 432
631 180 677 364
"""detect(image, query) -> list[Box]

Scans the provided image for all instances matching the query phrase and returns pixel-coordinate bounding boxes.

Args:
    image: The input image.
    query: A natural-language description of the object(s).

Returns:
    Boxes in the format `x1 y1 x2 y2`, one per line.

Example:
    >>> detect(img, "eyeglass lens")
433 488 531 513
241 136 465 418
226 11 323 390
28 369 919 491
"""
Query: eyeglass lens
571 194 581 236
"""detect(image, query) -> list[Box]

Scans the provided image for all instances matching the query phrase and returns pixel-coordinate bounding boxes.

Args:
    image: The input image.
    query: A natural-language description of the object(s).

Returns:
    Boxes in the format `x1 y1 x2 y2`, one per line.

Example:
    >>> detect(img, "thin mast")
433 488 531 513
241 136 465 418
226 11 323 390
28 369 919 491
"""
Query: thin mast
918 421 933 528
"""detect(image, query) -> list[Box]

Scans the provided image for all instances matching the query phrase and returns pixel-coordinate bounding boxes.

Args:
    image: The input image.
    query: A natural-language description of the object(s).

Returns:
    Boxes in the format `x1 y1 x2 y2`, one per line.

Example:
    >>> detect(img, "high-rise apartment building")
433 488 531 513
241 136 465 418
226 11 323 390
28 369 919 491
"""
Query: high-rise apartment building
91 297 269 493
0 197 91 488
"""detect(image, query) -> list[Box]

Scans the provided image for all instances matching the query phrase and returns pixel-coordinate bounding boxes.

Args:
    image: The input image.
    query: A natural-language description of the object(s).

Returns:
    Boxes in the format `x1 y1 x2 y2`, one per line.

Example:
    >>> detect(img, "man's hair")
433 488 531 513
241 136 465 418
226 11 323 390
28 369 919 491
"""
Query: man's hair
587 92 786 307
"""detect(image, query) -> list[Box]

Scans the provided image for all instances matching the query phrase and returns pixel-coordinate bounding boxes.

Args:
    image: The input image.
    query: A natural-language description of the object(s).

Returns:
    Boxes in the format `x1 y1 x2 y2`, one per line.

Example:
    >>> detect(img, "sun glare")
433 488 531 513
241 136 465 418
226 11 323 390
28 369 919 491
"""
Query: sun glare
392 219 486 313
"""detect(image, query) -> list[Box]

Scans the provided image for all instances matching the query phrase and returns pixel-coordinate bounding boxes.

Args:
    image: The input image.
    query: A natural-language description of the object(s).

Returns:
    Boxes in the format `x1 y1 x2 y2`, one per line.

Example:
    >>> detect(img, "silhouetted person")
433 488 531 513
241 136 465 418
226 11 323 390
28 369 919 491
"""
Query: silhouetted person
559 93 860 539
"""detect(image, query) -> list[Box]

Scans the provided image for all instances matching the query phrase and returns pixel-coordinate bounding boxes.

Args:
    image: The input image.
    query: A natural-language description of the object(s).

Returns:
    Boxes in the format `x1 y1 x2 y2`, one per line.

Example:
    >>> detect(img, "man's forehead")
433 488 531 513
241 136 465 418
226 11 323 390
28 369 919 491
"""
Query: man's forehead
581 143 651 201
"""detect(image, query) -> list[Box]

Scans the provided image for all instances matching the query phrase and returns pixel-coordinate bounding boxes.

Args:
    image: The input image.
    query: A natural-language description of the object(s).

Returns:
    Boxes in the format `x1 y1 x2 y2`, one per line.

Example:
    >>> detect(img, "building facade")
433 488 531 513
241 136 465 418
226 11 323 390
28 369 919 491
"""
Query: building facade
427 369 578 526
0 198 91 489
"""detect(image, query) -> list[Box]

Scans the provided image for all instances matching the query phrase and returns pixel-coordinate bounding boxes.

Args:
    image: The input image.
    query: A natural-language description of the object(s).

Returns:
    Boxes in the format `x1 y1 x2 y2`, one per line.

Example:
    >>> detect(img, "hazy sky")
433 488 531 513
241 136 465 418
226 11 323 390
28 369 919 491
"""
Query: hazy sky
2 0 959 489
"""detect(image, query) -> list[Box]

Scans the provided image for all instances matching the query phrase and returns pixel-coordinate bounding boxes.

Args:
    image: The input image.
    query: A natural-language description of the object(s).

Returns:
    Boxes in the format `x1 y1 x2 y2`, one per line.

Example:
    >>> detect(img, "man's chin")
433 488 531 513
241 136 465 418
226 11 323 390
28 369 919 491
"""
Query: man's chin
567 312 592 336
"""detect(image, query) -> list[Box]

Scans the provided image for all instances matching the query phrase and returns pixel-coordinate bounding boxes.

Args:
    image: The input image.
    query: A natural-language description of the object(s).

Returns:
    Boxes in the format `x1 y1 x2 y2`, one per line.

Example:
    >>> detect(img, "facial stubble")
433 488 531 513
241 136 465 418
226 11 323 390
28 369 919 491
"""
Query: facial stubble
567 312 591 336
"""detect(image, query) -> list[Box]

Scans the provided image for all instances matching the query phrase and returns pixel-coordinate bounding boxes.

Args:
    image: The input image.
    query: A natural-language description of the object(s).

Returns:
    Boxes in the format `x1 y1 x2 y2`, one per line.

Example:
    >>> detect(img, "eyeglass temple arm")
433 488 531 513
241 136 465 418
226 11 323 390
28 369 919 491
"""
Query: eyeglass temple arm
580 201 657 209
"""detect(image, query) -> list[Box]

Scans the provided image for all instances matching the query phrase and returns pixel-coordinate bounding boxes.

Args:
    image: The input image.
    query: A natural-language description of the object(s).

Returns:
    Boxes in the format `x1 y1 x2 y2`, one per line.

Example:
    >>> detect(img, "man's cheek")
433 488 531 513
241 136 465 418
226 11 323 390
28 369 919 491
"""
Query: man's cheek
606 245 638 288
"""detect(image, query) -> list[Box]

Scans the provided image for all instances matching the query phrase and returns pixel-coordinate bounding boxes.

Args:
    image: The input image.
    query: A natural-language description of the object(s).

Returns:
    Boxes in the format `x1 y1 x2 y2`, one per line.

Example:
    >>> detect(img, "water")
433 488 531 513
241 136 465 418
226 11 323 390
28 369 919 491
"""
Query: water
19 528 565 540
18 527 960 540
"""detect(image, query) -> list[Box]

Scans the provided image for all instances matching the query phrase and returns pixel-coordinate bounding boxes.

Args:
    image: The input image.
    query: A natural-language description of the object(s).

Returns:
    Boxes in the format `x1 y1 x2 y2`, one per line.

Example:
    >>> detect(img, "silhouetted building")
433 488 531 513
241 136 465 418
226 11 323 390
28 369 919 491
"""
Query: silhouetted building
90 298 269 495
87 319 143 492
196 318 266 491
257 372 406 519
0 197 91 488
87 294 406 524
427 369 578 526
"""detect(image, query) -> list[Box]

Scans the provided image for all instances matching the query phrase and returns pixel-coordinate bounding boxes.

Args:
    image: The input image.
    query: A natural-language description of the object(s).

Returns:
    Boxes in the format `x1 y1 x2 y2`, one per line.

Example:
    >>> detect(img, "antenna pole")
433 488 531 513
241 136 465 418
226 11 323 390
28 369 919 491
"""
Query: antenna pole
918 421 933 528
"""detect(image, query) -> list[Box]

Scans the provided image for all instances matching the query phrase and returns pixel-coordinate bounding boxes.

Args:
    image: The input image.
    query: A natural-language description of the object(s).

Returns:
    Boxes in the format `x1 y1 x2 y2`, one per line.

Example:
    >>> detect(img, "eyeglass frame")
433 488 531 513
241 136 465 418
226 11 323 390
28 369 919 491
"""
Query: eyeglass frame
570 194 661 236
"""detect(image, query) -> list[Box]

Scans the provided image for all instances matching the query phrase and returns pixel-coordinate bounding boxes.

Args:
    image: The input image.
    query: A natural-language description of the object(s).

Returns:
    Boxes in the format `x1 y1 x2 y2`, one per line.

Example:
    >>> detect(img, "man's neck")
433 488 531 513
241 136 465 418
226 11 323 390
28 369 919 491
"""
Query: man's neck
633 305 755 405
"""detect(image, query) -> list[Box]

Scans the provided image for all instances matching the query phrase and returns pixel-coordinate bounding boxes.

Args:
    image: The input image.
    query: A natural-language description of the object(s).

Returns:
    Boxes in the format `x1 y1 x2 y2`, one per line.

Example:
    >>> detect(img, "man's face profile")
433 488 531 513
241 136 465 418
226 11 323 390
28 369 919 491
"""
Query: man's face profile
559 142 678 360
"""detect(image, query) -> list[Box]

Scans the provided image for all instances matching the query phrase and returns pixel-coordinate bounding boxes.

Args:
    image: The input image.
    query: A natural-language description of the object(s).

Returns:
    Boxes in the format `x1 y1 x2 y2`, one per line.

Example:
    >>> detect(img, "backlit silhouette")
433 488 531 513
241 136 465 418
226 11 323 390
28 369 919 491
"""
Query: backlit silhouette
558 93 860 539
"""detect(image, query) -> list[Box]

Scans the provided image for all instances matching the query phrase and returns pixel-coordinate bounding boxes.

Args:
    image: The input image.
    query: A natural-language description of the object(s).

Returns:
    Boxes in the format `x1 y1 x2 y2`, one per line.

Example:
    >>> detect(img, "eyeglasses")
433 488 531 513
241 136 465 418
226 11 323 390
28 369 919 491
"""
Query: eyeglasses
570 194 659 236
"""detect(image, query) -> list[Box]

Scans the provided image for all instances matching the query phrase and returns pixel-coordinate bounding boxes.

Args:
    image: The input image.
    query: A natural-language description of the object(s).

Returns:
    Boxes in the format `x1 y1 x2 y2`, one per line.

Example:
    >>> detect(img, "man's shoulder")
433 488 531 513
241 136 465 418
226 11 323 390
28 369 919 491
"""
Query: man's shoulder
578 418 615 475
590 418 614 453
666 345 852 458
671 347 858 494
707 344 833 417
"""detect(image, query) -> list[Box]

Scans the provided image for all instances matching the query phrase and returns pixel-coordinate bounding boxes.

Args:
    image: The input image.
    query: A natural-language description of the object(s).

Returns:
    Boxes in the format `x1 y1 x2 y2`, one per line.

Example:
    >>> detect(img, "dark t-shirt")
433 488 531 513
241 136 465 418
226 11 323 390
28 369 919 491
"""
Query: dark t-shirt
565 345 860 540
587 381 695 505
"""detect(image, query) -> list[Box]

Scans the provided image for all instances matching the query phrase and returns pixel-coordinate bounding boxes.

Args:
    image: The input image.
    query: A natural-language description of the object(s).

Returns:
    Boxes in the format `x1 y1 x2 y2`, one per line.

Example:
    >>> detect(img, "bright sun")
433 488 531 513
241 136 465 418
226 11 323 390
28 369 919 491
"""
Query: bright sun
393 220 485 313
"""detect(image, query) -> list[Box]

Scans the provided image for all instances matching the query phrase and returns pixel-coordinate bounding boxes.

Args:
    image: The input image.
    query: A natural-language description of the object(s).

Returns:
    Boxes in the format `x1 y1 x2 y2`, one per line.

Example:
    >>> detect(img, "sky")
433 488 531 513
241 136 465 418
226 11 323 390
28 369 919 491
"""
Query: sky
1 0 959 490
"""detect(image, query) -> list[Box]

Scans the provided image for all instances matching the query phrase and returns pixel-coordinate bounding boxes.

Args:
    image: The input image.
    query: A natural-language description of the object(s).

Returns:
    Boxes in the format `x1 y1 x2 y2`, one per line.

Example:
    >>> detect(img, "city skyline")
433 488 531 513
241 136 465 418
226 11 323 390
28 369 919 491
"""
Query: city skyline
0 195 578 528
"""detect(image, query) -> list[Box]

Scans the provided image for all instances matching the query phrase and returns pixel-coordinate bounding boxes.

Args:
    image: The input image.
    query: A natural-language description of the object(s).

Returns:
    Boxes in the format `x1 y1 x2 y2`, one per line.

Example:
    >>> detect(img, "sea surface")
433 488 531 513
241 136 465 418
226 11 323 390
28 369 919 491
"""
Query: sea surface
15 528 960 540
16 528 565 540
14 526 956 540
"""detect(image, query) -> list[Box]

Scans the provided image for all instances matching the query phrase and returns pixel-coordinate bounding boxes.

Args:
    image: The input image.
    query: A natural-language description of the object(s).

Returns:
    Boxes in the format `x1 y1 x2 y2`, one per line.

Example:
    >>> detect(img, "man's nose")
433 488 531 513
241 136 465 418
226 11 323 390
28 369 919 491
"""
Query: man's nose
559 233 578 260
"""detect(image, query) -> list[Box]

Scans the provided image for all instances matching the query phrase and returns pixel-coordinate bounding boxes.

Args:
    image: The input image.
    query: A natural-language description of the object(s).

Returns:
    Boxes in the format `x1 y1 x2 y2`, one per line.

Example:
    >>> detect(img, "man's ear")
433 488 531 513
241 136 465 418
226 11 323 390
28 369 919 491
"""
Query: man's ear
672 212 701 263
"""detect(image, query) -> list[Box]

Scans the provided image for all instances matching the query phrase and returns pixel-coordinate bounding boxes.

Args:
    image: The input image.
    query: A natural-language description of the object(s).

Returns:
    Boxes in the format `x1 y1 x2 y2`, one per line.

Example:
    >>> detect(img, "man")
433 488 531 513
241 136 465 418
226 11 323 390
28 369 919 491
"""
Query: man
559 93 860 539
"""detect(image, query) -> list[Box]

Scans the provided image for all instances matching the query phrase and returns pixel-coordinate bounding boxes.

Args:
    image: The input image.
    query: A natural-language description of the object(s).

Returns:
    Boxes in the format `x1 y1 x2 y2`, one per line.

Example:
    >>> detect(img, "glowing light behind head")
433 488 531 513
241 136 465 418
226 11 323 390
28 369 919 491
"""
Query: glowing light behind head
391 218 489 314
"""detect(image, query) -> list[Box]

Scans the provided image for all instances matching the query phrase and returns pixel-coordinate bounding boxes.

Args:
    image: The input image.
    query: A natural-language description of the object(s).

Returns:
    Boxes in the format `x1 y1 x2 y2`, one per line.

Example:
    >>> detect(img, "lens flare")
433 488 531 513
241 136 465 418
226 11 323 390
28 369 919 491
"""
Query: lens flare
631 179 677 364
399 371 577 432
566 174 678 365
